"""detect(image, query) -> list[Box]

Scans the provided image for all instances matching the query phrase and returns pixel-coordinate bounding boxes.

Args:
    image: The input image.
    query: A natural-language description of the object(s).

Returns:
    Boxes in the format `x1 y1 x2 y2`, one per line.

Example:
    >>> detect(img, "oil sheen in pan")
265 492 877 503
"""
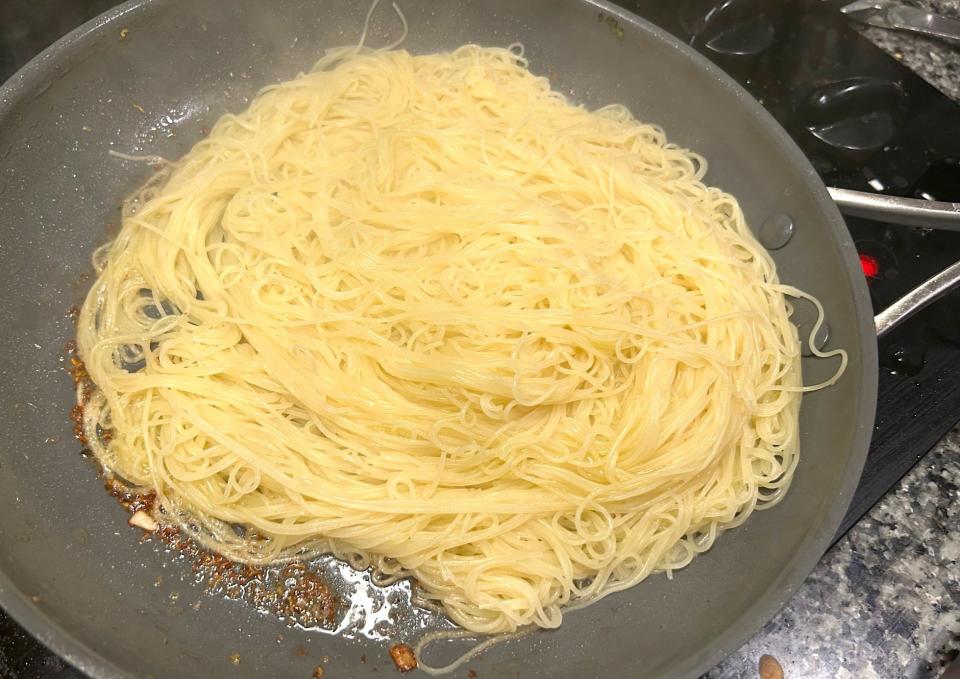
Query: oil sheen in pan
302 554 450 642
124 487 456 644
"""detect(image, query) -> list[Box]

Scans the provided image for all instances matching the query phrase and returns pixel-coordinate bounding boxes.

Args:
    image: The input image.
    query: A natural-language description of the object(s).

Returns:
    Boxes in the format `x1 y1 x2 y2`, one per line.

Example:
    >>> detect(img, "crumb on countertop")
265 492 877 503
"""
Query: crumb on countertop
759 654 784 679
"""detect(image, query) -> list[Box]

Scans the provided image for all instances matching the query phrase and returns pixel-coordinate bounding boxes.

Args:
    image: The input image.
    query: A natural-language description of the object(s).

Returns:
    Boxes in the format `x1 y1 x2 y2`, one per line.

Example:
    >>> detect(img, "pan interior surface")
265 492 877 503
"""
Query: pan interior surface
0 1 876 678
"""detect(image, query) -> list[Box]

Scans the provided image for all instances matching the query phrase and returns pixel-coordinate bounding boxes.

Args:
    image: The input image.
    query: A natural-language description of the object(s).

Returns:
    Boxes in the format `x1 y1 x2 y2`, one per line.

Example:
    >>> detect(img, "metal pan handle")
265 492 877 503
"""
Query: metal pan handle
874 260 960 337
818 187 960 337
828 187 960 231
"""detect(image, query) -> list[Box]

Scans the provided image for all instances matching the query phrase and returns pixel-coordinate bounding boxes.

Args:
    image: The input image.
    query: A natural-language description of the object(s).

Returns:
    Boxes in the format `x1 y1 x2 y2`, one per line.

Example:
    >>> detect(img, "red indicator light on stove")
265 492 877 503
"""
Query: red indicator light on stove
859 253 880 278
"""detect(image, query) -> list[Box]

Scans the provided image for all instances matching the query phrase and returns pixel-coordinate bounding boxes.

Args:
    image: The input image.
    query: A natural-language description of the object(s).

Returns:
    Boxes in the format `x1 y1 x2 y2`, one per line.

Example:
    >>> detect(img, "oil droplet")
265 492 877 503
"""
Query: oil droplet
759 213 794 250
882 345 925 376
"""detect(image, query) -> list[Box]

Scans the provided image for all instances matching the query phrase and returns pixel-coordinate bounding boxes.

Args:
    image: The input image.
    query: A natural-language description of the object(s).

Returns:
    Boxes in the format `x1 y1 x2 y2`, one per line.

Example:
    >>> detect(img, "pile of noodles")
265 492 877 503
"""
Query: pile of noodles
77 43 846 644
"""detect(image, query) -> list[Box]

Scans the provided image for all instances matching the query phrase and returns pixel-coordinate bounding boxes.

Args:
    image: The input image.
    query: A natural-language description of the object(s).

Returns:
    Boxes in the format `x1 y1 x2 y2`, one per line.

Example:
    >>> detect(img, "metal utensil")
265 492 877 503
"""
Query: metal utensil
842 0 960 42
825 189 960 335
875 259 960 336
828 187 960 231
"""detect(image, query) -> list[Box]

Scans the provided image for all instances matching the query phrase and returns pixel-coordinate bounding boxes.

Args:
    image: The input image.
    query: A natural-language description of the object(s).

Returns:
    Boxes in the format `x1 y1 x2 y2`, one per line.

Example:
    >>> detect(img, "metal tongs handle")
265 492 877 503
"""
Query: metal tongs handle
817 188 960 336
828 187 960 231
875 260 960 337
841 0 960 42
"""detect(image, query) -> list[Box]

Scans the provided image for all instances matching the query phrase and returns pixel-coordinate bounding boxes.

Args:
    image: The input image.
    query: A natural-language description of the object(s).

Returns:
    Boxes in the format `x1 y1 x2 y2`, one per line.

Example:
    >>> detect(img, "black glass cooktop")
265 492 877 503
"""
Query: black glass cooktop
2 1 959 677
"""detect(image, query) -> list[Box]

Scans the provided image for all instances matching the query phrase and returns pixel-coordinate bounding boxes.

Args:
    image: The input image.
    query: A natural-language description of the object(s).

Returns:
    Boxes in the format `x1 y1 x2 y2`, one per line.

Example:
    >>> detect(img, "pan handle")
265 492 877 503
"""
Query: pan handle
874 260 960 337
827 187 960 231
821 188 960 336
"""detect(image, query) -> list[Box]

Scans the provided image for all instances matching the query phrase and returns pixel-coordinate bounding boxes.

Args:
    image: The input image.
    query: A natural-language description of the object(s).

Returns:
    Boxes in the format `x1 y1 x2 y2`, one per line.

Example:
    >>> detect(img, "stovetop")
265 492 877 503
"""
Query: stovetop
2 0 959 677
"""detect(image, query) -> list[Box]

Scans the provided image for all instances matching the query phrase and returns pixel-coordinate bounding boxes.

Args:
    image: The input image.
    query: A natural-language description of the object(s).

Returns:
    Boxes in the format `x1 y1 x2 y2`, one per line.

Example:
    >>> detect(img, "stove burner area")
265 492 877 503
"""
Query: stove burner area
798 76 904 153
859 252 881 279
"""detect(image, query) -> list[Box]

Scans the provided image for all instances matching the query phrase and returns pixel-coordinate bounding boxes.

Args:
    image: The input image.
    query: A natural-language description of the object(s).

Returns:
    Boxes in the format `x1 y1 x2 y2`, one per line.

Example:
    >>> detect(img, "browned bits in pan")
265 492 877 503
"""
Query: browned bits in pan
312 666 326 678
759 654 784 679
99 475 339 632
68 356 87 384
63 341 89 386
389 644 417 673
105 478 155 513
69 403 87 444
68 317 340 645
278 563 338 627
64 341 92 444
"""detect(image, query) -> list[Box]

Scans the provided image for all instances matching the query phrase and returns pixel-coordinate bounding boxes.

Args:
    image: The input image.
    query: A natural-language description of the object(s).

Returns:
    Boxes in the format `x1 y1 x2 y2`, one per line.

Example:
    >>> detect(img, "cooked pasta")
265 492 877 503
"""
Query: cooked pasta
77 43 846 640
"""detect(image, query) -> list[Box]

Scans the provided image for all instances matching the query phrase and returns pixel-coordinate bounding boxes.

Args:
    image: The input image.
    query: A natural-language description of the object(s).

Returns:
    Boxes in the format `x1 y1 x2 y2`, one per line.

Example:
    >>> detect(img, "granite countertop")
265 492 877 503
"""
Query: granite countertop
708 4 960 676
859 0 960 104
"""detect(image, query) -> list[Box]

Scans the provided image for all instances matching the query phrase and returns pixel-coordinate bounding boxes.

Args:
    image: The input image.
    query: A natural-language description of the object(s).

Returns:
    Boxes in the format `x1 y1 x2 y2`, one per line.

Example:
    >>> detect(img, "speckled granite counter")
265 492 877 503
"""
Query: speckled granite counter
858 0 960 103
706 6 960 676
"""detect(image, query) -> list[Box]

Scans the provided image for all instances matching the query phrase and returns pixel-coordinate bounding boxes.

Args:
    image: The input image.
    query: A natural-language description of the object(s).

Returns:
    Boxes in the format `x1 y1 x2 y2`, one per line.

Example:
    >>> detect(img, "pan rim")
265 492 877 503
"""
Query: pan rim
0 1 879 678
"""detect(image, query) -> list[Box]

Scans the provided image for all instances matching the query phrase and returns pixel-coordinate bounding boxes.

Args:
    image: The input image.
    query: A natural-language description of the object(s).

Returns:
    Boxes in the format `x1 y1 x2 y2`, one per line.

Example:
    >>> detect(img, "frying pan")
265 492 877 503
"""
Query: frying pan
0 1 958 678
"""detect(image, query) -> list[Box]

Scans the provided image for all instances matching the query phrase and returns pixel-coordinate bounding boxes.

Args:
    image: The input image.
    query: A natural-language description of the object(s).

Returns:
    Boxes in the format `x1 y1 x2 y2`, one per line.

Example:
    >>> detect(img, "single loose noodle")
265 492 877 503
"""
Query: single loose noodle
77 44 846 641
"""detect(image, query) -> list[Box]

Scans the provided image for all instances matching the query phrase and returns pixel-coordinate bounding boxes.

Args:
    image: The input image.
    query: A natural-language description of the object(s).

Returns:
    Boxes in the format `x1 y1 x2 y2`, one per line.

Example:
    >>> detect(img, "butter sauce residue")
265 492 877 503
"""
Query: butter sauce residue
107 474 453 643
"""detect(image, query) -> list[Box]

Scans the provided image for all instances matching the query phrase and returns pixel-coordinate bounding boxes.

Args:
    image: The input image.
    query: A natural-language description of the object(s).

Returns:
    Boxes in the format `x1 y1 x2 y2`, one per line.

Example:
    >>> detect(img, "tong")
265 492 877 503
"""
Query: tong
841 0 960 42
828 188 960 232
